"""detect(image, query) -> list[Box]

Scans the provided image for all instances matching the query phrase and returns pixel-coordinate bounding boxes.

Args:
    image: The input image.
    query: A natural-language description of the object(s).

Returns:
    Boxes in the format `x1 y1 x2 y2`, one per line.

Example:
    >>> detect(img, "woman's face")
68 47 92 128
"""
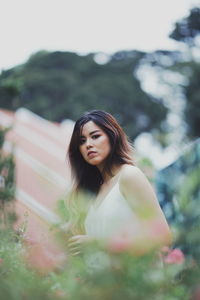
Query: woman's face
79 121 111 170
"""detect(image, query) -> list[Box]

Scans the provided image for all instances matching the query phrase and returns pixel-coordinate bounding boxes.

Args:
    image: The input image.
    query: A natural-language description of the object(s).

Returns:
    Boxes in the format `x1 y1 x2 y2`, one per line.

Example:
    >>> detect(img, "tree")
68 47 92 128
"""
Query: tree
0 127 16 227
169 7 200 46
0 50 168 141
184 62 200 138
169 7 200 138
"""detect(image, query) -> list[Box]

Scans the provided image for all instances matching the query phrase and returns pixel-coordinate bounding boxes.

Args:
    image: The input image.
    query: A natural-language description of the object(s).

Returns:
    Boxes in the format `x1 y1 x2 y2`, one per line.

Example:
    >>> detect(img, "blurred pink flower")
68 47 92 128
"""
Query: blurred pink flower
22 238 66 275
54 289 66 298
107 235 132 253
192 285 200 300
75 276 81 281
1 168 8 178
0 258 3 264
163 248 185 265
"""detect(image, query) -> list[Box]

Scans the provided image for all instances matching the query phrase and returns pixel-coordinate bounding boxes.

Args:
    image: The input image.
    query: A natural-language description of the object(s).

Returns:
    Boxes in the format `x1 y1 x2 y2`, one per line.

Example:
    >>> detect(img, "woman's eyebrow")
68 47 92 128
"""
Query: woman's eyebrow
80 130 101 138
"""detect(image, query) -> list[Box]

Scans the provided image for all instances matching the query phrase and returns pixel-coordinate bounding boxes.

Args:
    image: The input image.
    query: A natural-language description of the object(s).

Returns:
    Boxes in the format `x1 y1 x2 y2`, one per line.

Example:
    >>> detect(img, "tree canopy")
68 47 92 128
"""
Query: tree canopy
1 6 199 142
169 7 200 46
169 6 200 139
0 50 168 140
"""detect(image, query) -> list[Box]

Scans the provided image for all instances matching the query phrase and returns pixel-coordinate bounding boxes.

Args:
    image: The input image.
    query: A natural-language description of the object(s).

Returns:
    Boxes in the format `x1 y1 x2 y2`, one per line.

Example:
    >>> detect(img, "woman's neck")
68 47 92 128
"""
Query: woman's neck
100 164 124 184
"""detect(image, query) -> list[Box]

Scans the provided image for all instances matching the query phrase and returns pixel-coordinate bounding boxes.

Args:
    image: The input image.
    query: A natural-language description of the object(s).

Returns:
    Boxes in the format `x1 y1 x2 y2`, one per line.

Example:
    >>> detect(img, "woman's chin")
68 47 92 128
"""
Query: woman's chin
87 158 102 166
88 161 101 166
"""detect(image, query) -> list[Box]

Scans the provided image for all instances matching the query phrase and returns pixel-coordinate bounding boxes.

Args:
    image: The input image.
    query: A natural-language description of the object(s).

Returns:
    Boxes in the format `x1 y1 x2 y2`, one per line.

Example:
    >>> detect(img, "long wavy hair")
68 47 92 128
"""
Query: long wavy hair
67 110 134 234
68 110 135 194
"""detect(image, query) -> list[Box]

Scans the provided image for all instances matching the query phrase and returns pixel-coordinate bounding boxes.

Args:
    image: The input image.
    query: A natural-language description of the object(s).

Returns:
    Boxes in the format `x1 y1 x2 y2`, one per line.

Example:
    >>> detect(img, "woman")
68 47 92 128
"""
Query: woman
66 110 171 256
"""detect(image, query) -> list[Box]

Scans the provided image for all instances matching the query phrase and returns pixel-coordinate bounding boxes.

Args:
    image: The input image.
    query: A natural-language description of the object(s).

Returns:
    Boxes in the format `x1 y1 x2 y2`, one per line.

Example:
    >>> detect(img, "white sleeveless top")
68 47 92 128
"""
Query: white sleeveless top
84 177 136 241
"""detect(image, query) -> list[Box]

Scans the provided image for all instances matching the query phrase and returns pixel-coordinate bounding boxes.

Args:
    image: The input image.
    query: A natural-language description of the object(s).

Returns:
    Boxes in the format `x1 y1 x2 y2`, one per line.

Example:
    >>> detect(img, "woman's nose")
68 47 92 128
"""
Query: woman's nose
86 138 93 148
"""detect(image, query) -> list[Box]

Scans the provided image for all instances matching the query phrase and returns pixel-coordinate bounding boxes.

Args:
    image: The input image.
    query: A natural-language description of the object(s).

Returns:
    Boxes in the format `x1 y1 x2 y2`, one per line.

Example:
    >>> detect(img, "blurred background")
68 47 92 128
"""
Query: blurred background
0 0 200 166
0 0 200 273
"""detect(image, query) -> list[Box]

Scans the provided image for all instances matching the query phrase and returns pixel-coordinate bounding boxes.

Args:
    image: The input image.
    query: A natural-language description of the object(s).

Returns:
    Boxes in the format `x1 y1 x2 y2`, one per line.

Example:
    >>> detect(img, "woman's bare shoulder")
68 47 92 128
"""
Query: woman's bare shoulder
120 164 142 179
119 164 149 188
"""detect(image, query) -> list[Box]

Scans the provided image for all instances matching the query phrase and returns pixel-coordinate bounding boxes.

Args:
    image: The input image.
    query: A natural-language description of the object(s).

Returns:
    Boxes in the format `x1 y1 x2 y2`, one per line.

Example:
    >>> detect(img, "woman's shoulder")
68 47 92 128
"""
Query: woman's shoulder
120 164 142 179
119 164 147 188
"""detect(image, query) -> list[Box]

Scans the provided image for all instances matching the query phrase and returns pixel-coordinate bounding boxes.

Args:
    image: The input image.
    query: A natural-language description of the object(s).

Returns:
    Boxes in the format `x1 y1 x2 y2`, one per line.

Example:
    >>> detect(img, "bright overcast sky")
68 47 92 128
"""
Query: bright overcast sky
0 0 199 71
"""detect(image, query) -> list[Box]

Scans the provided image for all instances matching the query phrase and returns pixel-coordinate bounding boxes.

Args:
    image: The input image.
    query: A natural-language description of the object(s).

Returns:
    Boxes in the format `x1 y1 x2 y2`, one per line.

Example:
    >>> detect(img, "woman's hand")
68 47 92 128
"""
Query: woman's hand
67 235 92 256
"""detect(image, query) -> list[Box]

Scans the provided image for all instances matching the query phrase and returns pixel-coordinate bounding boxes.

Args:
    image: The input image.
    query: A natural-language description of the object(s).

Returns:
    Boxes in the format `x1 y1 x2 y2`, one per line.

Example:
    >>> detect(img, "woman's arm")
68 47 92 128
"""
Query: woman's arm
119 165 172 255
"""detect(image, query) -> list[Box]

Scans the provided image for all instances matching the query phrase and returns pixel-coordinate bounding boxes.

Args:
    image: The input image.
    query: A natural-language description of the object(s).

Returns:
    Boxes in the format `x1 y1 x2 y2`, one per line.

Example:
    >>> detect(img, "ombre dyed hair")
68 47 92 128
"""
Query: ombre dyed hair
68 110 135 195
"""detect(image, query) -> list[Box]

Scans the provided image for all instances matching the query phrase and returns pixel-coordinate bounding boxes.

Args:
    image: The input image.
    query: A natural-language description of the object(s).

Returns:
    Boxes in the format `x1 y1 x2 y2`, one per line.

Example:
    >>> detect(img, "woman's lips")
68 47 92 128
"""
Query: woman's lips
88 152 97 158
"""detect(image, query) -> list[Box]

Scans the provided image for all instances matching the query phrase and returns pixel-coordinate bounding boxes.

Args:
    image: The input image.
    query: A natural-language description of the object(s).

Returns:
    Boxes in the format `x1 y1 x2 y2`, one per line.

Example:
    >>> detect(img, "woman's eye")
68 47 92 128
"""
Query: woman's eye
92 135 100 139
79 135 100 145
79 139 85 145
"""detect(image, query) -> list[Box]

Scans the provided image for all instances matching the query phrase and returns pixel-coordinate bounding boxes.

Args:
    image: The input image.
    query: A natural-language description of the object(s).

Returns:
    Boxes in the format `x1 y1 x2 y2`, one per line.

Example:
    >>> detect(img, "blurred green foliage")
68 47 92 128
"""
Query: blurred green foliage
0 50 168 141
0 229 52 300
0 132 200 300
169 6 200 139
155 138 200 260
169 7 200 46
1 161 200 300
183 62 200 139
0 127 16 227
